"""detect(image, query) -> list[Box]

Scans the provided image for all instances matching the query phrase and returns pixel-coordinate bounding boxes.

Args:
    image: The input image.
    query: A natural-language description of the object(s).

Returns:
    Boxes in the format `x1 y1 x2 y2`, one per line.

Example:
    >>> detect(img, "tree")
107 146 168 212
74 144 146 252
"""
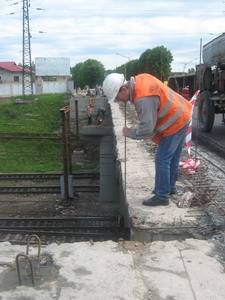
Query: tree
139 49 152 74
126 59 140 78
71 62 84 88
112 59 139 79
71 59 105 89
188 68 195 74
138 46 173 81
71 46 173 87
114 64 125 74
18 61 35 72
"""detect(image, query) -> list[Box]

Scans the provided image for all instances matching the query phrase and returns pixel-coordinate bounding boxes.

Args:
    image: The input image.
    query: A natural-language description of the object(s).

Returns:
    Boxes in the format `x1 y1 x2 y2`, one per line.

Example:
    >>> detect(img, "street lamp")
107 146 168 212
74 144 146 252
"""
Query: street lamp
116 53 133 79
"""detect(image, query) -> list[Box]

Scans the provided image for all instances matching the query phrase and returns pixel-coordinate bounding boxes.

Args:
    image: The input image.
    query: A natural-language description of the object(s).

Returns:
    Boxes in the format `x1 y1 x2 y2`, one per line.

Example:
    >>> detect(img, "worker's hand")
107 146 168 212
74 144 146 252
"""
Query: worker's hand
123 127 132 137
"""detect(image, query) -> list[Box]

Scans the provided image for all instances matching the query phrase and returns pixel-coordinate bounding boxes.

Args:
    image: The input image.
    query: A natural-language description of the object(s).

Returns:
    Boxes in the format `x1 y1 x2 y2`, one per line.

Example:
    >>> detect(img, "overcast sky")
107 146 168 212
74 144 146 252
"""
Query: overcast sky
1 0 224 73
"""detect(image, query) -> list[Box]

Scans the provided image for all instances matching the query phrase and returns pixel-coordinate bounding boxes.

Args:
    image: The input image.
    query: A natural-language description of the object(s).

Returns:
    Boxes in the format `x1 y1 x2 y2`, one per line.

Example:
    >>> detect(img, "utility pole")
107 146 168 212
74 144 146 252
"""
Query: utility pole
199 38 202 65
22 0 33 98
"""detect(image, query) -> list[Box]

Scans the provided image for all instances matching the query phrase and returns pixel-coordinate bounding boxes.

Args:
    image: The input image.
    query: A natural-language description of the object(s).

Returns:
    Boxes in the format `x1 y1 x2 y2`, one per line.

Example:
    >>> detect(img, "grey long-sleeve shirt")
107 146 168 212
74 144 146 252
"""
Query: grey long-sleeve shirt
129 96 160 140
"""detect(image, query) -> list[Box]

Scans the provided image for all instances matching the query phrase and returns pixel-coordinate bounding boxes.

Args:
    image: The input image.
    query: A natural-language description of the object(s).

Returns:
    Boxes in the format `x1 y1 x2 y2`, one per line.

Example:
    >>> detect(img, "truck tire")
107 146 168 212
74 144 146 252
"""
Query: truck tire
198 91 215 132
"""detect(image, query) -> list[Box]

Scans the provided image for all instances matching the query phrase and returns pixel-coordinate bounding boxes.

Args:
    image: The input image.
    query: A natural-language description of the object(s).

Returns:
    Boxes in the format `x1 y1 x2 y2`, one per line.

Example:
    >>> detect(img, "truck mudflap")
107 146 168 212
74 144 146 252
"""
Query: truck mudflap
198 91 215 132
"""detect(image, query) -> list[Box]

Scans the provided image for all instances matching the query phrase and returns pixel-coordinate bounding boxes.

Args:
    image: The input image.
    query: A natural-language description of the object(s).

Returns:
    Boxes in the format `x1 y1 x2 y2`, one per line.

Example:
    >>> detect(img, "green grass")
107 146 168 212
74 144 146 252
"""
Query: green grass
0 94 71 173
0 94 69 133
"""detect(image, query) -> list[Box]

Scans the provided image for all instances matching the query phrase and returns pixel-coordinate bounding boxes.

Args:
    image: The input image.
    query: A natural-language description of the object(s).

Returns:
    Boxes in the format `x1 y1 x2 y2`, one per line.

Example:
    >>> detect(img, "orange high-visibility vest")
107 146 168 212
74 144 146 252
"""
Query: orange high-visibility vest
133 74 192 144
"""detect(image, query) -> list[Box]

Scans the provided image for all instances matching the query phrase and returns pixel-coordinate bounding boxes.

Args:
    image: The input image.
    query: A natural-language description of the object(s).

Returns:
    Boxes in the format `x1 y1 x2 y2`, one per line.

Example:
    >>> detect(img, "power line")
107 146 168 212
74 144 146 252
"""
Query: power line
30 30 223 36
34 8 223 13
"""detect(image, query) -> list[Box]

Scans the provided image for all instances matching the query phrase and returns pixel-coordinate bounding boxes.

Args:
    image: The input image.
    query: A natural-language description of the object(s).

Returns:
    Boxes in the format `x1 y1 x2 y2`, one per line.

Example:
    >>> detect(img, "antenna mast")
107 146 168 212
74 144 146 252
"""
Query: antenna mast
22 0 33 97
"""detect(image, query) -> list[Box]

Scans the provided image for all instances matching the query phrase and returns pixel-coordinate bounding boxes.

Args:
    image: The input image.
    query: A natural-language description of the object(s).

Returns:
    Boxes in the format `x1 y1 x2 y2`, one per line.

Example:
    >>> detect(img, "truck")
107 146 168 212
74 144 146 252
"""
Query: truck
168 33 225 132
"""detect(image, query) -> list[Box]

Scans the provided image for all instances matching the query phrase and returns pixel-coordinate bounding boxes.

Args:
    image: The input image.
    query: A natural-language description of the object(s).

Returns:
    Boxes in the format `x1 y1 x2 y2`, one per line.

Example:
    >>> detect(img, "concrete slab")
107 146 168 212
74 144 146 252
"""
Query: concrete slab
110 102 203 241
0 239 224 299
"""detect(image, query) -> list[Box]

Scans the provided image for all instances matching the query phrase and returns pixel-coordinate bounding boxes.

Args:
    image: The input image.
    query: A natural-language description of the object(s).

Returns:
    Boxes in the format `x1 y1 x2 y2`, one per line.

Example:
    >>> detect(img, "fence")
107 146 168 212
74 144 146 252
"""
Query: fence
0 79 74 97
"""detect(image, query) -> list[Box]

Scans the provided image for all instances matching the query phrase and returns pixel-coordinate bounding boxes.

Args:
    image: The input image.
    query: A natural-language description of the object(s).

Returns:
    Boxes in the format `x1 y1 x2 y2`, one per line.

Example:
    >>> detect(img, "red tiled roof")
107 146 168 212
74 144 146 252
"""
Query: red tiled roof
0 62 26 72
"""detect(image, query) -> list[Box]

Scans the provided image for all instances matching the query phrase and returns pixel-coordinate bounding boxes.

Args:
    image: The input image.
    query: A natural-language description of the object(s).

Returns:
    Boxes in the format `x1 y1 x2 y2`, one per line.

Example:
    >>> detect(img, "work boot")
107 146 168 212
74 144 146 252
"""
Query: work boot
142 195 169 206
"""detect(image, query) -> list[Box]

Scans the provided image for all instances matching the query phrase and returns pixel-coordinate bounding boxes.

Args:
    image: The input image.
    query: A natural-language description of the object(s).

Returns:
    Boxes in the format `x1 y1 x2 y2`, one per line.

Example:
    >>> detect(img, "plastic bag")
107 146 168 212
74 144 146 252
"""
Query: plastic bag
179 159 201 174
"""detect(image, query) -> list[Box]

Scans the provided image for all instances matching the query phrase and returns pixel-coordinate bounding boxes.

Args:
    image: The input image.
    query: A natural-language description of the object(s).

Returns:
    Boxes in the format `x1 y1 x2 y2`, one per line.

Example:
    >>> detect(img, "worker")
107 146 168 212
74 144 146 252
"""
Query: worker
86 104 93 125
95 106 106 121
103 73 192 206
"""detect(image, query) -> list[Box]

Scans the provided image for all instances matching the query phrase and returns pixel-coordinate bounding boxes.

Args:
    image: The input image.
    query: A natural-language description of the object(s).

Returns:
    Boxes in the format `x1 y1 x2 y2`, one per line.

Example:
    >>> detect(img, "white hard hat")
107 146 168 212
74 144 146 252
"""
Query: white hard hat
103 73 127 104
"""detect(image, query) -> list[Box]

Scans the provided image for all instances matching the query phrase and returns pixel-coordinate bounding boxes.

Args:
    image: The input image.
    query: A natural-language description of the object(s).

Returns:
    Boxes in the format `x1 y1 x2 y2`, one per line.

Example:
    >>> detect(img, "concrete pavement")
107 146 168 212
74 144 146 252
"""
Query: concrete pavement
0 238 225 299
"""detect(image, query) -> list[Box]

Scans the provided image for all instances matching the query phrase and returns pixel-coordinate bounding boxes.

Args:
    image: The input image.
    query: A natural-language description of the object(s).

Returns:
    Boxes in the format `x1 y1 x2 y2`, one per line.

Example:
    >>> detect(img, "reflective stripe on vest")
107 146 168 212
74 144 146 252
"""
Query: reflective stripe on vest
155 92 185 134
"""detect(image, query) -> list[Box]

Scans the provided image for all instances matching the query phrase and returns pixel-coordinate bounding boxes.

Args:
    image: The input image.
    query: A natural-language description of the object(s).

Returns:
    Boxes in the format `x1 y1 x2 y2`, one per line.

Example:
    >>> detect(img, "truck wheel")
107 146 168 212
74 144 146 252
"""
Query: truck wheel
198 91 215 132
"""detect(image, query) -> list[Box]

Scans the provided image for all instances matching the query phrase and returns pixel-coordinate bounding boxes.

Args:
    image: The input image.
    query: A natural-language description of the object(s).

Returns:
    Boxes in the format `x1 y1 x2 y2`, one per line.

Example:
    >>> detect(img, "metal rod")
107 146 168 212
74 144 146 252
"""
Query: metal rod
26 234 41 270
16 253 35 285
75 100 80 147
60 106 73 201
61 109 69 201
67 111 73 174
194 102 200 160
124 102 127 197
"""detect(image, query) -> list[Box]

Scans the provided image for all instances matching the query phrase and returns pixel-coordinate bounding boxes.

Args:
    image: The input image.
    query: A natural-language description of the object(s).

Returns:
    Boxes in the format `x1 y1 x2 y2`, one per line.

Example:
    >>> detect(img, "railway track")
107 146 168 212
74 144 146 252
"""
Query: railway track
0 185 99 194
0 172 127 243
0 216 128 244
0 172 99 180
0 172 99 194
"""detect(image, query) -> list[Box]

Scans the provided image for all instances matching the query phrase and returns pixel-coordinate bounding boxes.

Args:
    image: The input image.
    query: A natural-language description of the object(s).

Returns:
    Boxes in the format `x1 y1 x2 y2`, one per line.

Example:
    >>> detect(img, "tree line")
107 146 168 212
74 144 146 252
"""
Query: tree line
71 45 173 89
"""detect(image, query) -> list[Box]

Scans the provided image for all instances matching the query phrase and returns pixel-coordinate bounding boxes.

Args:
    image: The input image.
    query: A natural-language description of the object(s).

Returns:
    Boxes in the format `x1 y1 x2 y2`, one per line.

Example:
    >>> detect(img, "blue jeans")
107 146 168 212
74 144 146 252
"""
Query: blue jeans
154 123 189 199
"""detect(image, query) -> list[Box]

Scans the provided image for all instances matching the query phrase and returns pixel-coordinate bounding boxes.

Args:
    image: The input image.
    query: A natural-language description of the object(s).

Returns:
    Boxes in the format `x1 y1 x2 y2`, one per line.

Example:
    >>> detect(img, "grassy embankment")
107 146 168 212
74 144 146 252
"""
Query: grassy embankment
0 94 71 173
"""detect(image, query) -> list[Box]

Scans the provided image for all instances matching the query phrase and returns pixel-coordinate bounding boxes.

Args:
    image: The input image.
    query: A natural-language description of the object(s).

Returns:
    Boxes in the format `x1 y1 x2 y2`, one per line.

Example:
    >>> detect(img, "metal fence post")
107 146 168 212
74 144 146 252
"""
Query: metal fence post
60 106 73 201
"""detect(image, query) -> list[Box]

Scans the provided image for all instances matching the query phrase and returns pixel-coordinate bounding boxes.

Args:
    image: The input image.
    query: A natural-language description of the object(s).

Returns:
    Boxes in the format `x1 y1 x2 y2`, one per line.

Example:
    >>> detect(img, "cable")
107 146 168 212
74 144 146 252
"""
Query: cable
33 8 223 13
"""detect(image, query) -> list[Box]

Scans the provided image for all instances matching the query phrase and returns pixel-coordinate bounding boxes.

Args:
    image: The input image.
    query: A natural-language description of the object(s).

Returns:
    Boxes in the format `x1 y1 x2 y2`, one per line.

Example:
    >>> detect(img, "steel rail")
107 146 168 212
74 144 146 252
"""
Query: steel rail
0 229 121 237
0 225 118 230
0 185 99 194
0 172 99 180
0 216 126 241
0 136 61 140
0 216 119 221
